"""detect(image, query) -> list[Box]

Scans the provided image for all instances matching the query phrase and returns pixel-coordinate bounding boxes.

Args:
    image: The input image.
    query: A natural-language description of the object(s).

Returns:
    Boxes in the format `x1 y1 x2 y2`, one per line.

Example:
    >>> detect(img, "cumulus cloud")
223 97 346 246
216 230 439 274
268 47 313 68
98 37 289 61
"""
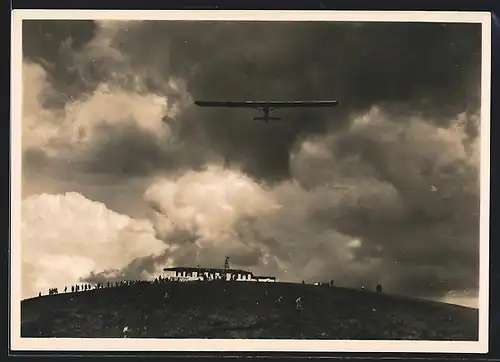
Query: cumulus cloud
141 167 279 268
294 107 480 291
23 60 178 155
21 58 209 214
21 192 167 298
112 106 479 303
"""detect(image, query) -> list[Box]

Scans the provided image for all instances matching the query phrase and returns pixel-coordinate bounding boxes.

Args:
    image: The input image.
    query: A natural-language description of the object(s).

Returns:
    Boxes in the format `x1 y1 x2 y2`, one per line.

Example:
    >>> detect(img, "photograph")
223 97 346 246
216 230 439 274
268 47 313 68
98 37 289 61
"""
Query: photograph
10 10 491 353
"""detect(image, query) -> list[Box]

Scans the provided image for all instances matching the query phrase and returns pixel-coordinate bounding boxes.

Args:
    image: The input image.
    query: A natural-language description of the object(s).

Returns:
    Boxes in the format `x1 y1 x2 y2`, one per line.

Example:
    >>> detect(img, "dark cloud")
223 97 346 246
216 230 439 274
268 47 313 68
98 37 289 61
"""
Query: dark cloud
108 21 481 181
22 20 98 105
24 20 481 182
79 121 208 176
286 109 479 298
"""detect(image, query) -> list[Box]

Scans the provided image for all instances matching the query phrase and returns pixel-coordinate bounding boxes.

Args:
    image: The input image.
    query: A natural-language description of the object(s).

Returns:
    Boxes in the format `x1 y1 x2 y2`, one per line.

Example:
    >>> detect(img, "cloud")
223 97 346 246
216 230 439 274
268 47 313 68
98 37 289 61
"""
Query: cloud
286 107 480 298
21 192 167 298
23 20 482 182
141 167 279 268
22 20 99 104
116 106 479 303
98 20 481 182
23 60 177 154
21 59 211 217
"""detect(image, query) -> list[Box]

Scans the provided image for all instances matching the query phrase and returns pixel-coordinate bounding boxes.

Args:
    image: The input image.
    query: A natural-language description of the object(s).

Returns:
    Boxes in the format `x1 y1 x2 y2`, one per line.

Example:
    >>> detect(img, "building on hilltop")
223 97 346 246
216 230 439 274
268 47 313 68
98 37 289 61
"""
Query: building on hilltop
162 266 276 283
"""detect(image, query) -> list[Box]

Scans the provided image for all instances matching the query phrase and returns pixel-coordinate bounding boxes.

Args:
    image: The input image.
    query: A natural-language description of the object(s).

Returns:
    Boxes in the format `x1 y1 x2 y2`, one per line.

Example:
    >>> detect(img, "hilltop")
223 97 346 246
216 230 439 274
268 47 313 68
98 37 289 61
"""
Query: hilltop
21 281 478 340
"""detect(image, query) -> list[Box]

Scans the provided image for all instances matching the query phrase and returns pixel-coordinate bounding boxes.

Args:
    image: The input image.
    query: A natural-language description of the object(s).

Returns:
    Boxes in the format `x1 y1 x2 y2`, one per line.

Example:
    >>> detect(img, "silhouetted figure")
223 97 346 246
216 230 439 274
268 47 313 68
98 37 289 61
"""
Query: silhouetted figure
376 284 382 293
76 285 80 292
64 286 67 293
330 280 334 288
302 280 305 284
296 296 304 316
39 292 41 297
71 286 74 293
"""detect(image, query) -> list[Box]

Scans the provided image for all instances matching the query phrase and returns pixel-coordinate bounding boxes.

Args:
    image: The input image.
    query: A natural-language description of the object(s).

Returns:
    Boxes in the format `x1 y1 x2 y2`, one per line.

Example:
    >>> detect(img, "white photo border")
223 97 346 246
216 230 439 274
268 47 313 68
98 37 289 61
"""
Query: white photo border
10 9 492 354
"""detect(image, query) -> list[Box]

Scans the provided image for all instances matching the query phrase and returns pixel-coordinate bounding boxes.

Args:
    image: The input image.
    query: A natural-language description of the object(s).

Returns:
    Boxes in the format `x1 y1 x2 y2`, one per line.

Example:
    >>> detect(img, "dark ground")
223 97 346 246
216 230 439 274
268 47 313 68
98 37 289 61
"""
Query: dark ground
21 281 479 340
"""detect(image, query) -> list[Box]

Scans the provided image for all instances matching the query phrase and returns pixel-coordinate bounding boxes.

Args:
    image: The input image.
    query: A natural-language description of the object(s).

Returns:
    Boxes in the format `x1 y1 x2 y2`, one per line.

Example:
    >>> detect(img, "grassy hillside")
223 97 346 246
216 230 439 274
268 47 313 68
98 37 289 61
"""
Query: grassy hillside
21 281 478 340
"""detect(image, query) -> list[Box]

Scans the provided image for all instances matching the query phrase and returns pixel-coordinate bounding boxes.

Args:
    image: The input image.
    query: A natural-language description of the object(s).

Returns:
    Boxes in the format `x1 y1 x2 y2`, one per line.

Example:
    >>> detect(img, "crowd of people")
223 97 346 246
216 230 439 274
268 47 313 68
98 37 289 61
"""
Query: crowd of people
39 279 158 297
38 275 224 298
39 275 383 301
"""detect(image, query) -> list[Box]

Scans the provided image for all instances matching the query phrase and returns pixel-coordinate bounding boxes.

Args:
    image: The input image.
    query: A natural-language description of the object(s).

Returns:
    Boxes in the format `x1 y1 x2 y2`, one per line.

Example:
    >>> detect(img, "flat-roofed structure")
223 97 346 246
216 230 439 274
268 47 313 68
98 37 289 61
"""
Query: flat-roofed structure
163 266 276 283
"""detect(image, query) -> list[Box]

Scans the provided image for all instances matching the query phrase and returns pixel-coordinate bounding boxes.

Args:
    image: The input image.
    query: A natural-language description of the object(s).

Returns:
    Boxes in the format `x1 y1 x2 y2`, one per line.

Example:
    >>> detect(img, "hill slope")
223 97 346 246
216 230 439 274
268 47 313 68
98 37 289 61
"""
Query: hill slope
21 281 478 340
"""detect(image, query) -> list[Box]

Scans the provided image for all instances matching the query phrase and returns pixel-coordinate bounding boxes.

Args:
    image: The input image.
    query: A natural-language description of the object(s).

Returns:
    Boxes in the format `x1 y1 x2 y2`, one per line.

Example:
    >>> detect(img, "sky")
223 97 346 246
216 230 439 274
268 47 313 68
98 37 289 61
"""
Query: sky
20 19 482 308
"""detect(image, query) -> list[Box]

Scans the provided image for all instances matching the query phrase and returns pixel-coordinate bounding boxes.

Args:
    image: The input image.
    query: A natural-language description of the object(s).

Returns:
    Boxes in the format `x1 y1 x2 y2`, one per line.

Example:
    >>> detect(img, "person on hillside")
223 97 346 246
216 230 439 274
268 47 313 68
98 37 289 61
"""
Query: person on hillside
163 291 170 307
295 296 304 316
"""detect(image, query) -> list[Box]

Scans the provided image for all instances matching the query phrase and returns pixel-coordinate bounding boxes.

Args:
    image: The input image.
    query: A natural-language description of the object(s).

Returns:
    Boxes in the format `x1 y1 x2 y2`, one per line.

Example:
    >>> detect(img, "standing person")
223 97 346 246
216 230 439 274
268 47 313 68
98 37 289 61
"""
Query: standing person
295 296 304 316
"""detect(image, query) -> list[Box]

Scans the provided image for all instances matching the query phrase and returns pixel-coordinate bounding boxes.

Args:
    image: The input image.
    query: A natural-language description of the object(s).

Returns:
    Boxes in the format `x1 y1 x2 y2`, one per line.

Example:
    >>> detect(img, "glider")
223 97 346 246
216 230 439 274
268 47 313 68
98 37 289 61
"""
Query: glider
194 100 339 123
